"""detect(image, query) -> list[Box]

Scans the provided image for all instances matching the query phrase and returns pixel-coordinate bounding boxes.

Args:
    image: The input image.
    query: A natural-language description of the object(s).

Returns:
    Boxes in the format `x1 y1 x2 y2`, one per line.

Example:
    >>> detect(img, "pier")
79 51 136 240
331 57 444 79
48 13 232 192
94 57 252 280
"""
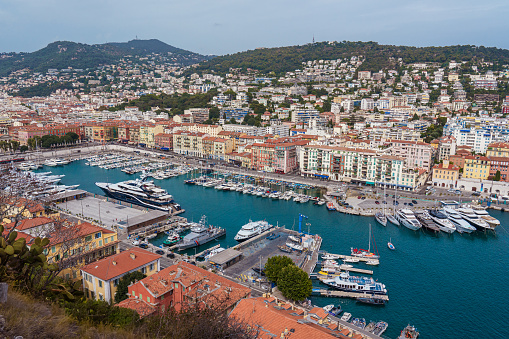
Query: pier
192 244 221 260
312 265 374 275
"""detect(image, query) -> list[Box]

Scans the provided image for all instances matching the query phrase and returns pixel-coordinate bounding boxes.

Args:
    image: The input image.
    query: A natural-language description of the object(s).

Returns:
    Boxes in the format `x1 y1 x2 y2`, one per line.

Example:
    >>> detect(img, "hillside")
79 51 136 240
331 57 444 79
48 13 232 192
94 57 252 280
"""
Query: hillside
0 39 211 76
189 41 509 75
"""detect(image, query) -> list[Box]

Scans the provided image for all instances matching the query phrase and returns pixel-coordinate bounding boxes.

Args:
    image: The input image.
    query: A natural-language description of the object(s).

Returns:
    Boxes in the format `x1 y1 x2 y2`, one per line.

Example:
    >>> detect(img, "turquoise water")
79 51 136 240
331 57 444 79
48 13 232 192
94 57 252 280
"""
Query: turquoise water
39 160 509 338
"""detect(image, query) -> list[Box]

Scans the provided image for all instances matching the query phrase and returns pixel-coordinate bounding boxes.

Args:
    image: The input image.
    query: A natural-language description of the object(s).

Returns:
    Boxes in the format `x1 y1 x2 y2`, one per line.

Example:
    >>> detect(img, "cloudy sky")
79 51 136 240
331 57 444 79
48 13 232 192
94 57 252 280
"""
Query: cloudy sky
0 0 508 55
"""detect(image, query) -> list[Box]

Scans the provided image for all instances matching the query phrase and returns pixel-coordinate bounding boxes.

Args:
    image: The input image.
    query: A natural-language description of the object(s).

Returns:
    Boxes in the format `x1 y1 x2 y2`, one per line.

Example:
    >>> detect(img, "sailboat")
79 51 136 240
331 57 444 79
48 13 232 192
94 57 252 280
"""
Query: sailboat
386 185 400 226
388 238 395 250
351 224 380 259
375 185 388 226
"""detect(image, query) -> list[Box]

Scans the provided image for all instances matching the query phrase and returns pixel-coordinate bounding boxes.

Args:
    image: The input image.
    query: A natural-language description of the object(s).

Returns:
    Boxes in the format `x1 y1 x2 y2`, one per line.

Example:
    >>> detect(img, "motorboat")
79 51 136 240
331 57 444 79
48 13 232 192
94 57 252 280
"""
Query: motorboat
286 242 303 251
343 257 360 263
351 318 367 329
428 209 456 233
205 247 225 261
322 304 342 317
163 232 182 246
442 208 476 233
372 321 389 336
341 312 352 322
388 238 395 250
356 297 386 305
471 208 499 230
321 253 341 260
387 214 400 226
456 207 491 231
366 259 379 266
326 202 336 211
398 325 419 339
234 220 273 242
177 216 226 250
288 235 301 243
394 209 422 231
414 211 441 233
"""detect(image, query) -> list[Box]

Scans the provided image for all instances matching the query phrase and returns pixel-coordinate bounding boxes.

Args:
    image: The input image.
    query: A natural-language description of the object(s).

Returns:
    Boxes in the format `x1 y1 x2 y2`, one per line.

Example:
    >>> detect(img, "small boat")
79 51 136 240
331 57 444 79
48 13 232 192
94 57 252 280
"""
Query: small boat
326 202 336 211
163 232 182 246
357 297 386 305
286 242 303 251
288 235 301 243
398 324 419 339
387 214 400 226
321 253 341 260
343 257 360 263
366 259 379 266
375 212 387 227
365 322 376 332
278 245 292 253
351 317 366 329
145 233 157 240
322 304 342 317
341 312 352 322
373 321 389 336
351 224 380 259
388 238 395 250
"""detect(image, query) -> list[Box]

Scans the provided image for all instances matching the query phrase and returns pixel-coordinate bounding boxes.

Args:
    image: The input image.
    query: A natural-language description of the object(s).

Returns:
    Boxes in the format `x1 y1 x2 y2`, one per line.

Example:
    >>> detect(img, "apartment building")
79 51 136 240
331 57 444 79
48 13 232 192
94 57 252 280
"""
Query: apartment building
438 136 457 162
432 162 460 188
172 131 206 157
463 155 490 180
488 157 509 181
389 140 433 170
251 142 298 173
202 136 234 160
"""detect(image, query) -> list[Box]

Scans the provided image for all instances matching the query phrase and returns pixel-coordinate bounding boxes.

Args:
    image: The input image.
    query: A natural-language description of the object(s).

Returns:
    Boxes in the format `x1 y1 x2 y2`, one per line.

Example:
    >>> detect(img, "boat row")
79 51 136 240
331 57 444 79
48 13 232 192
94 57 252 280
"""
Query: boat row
376 207 499 233
44 158 71 166
17 161 41 170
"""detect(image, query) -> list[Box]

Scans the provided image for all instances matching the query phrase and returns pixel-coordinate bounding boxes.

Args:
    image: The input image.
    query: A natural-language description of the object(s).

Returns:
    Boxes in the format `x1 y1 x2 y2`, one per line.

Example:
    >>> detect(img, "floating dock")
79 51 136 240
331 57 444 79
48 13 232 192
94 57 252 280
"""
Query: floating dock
193 244 221 259
312 289 389 301
312 265 374 275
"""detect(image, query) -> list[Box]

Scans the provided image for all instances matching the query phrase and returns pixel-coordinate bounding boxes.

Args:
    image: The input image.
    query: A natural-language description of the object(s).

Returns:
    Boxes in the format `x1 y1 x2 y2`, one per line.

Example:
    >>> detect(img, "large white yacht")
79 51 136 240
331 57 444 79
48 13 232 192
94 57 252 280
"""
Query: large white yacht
234 220 273 242
441 208 476 233
394 209 422 231
428 209 456 233
471 208 499 230
456 207 491 231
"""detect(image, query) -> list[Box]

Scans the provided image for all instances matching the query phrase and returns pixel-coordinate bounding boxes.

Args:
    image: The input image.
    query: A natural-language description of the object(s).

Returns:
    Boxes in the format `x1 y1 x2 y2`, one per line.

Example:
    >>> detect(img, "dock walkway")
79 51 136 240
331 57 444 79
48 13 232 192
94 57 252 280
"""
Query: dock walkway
312 289 389 301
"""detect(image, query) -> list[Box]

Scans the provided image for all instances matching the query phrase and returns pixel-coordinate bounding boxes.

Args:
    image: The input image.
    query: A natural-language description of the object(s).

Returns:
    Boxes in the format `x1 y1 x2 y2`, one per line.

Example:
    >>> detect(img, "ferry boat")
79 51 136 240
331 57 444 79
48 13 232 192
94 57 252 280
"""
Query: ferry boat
456 207 491 231
428 209 456 233
320 271 387 295
375 212 387 227
96 178 174 212
177 216 226 250
398 325 419 339
471 208 499 229
234 220 272 242
394 209 422 231
441 208 476 233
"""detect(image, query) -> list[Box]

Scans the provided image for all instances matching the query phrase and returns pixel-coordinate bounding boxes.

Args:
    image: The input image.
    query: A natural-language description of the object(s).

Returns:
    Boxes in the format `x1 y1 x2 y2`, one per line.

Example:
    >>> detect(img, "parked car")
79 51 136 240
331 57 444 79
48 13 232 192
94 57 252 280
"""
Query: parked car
166 253 175 258
382 201 387 204
138 243 148 249
412 200 418 204
472 192 481 196
393 201 399 205
404 202 408 205
375 201 380 205
155 249 165 255
252 267 265 276
408 203 414 207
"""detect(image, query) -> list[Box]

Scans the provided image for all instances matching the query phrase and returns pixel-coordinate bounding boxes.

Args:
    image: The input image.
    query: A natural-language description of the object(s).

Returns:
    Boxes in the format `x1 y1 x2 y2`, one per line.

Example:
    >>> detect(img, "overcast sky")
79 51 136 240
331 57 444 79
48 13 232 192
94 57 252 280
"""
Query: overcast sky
1 0 508 55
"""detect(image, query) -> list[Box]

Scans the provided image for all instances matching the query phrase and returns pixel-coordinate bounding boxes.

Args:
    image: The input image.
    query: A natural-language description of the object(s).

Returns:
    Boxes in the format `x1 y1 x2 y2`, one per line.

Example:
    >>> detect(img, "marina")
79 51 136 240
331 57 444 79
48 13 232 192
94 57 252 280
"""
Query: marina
25 151 509 339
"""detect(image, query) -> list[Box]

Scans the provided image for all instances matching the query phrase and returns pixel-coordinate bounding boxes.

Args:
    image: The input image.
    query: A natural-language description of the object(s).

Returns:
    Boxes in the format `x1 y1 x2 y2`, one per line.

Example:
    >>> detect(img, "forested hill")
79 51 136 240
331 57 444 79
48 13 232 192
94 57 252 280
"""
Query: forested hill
0 39 211 76
190 41 509 75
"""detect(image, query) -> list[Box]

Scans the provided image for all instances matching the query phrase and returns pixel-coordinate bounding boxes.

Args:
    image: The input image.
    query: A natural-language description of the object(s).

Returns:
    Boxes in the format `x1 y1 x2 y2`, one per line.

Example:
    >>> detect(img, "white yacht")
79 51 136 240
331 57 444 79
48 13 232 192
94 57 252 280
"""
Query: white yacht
456 207 491 231
472 208 499 230
442 208 476 233
428 209 456 233
234 220 273 242
394 209 422 231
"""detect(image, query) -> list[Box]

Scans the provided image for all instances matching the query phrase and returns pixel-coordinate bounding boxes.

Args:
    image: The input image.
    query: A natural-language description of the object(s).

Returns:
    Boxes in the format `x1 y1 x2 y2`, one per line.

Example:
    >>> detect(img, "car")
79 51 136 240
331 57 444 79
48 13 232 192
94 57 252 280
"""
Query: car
358 196 362 199
252 267 265 276
382 201 387 204
155 249 165 255
412 200 418 204
385 193 389 197
408 203 414 207
393 201 399 205
166 253 175 258
375 201 380 205
404 202 408 205
361 196 366 200
137 243 148 249
472 191 481 196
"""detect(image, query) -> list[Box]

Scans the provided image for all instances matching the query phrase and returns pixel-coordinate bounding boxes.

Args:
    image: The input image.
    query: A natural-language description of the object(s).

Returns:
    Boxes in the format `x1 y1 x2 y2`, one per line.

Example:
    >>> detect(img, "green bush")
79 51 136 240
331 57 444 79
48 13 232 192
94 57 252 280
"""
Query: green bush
62 299 140 327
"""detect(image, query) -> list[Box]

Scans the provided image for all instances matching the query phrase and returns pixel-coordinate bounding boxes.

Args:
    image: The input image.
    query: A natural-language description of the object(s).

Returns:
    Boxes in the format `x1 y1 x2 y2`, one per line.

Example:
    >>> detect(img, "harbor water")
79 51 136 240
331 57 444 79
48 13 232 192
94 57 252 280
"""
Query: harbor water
38 160 509 338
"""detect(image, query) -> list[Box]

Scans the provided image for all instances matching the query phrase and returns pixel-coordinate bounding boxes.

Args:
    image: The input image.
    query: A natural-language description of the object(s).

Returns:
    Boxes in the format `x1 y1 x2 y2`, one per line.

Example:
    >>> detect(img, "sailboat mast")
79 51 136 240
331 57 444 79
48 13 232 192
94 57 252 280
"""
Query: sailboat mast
368 224 371 253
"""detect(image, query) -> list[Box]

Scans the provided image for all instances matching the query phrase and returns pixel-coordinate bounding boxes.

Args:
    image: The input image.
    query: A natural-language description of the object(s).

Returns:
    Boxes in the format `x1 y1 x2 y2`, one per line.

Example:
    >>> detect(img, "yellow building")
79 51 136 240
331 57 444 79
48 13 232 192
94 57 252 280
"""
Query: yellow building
81 247 161 303
463 155 490 180
173 131 206 157
1 198 45 223
486 142 509 158
202 137 234 160
432 162 460 182
91 123 118 142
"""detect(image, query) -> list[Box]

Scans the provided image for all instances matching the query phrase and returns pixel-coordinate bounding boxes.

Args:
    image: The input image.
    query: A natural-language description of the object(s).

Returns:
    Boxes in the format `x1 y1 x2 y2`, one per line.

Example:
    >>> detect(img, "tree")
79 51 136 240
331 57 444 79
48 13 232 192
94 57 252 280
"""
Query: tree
494 170 501 181
411 113 419 121
66 132 79 142
114 271 146 303
264 255 294 283
209 107 220 120
20 145 28 153
276 265 312 302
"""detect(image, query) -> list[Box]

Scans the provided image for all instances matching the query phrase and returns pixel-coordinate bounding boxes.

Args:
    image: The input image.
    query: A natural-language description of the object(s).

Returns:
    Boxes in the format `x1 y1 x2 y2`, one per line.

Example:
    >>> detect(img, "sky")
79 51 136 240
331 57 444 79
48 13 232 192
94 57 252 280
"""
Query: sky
0 0 508 56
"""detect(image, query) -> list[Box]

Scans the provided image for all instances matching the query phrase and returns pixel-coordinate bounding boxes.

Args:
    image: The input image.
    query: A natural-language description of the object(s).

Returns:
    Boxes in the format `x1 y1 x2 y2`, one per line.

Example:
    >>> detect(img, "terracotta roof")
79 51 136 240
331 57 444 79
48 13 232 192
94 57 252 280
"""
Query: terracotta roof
81 247 160 281
116 298 156 317
15 217 53 231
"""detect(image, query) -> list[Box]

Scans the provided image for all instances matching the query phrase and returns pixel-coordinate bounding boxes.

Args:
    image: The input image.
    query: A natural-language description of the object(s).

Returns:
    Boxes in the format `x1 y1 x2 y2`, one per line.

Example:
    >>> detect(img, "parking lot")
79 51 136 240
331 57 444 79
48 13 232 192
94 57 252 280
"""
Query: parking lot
224 230 307 284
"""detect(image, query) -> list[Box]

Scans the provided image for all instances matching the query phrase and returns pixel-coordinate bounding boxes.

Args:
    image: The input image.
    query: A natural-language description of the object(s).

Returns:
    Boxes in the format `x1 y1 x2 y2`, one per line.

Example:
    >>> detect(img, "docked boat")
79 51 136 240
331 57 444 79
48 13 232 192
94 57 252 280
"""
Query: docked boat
341 312 352 322
442 208 476 233
163 232 182 246
177 216 226 250
321 253 341 260
320 271 387 295
394 209 422 231
322 304 342 317
351 224 380 259
286 242 303 251
375 212 387 227
387 214 400 226
205 247 225 260
326 202 336 211
278 245 292 253
234 220 273 242
387 238 395 250
343 257 360 263
414 211 441 233
351 318 366 329
288 235 301 243
472 208 499 230
357 297 386 305
96 178 174 212
456 207 491 231
366 259 379 266
428 209 456 233
398 324 419 339
372 321 388 336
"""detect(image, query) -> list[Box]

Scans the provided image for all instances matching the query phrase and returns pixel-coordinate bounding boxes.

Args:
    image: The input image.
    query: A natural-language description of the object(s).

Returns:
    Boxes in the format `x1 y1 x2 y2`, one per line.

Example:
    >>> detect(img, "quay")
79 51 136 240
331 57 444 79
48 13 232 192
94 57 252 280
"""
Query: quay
311 265 374 275
192 244 221 260
312 289 389 301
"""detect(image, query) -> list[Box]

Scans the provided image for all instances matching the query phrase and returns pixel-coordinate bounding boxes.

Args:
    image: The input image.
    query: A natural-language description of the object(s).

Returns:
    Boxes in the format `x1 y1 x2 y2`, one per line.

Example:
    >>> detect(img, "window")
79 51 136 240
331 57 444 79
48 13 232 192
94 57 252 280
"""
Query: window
99 293 103 301
98 240 102 247
95 232 102 239
105 238 108 244
149 264 154 271
114 279 119 287
110 236 114 242
147 296 150 303
141 267 146 274
98 280 103 288
132 291 135 296
85 235 92 242
51 246 56 253
139 293 142 300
